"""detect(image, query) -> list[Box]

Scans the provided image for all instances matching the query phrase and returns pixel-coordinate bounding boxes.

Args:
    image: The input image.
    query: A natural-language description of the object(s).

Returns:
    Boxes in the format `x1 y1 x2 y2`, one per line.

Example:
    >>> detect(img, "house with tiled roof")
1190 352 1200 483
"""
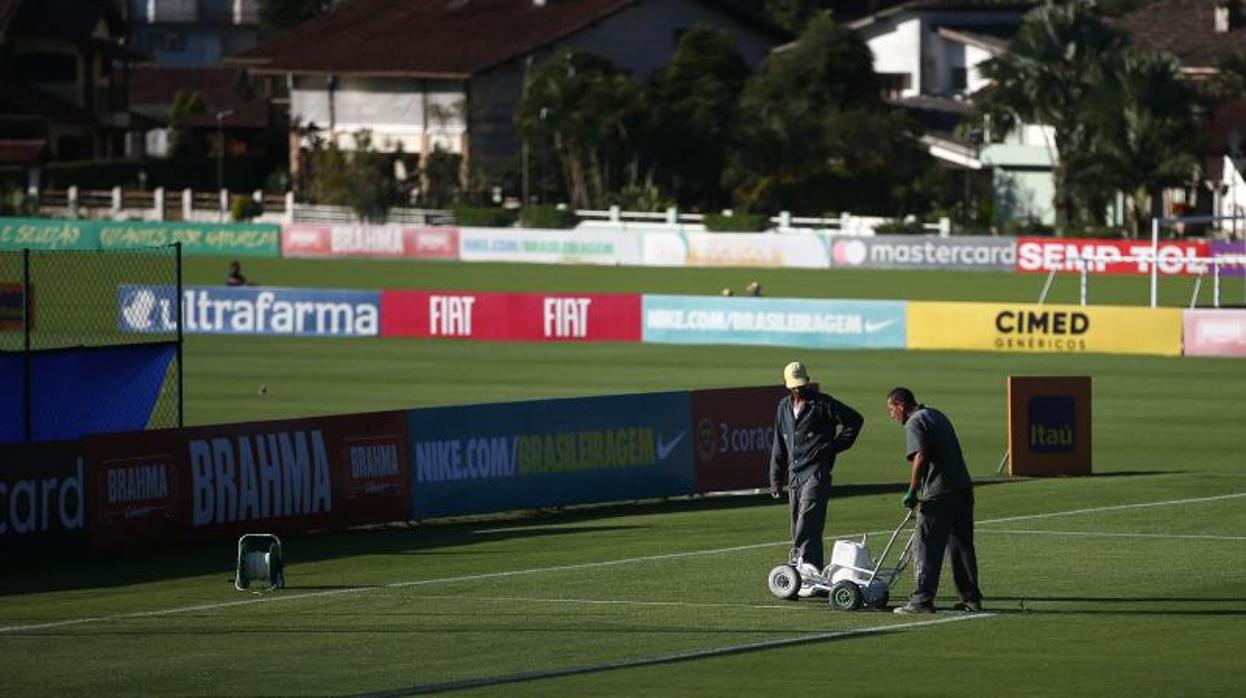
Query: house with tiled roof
0 0 140 188
232 0 785 181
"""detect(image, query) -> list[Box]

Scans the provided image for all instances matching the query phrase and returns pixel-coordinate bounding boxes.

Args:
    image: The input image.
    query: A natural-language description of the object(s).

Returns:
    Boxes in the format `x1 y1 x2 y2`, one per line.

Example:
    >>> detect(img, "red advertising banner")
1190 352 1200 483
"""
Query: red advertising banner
0 440 88 555
1183 309 1246 357
689 385 792 493
282 224 459 259
1017 237 1209 275
381 290 642 342
85 411 411 549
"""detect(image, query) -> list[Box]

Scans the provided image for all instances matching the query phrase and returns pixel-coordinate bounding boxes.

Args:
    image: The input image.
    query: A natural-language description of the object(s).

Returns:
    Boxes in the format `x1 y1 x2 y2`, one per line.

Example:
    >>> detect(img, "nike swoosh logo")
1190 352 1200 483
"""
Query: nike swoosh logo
656 431 686 460
865 319 897 333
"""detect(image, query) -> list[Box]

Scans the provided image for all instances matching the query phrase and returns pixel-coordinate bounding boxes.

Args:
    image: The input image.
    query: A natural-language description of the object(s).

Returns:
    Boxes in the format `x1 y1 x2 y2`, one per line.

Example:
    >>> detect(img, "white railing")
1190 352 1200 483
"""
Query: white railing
29 187 950 235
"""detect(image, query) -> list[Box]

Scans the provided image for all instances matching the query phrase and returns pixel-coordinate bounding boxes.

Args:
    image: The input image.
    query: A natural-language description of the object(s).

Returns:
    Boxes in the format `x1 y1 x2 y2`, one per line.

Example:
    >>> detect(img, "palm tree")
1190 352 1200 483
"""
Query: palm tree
975 1 1126 227
1084 50 1202 237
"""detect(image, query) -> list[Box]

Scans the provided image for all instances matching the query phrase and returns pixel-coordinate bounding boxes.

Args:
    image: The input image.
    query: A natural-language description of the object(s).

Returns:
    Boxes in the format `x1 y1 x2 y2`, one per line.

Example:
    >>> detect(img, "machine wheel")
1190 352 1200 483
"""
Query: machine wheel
829 580 864 611
767 564 802 600
868 588 890 610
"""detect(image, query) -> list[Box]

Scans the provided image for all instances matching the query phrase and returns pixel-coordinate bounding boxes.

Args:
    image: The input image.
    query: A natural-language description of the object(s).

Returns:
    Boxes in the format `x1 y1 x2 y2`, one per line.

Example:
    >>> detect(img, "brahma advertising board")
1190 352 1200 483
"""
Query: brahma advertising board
117 285 380 337
85 412 411 548
282 224 459 259
408 392 693 518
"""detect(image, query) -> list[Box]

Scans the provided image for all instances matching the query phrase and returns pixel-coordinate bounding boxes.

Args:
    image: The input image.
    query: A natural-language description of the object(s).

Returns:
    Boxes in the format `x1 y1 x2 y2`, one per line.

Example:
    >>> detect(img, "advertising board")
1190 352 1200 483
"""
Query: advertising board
907 301 1183 356
408 392 693 518
381 290 641 341
459 227 640 265
643 231 830 268
643 295 906 349
1006 376 1092 476
86 411 411 548
117 284 381 337
282 224 458 259
0 440 88 554
1017 237 1210 275
689 386 788 493
1183 309 1246 357
829 236 1015 271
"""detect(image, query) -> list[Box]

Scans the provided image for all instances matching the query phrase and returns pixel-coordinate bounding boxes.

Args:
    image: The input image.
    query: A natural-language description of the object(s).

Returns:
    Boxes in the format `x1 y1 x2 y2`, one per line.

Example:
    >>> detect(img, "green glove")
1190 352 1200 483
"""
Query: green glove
901 488 918 509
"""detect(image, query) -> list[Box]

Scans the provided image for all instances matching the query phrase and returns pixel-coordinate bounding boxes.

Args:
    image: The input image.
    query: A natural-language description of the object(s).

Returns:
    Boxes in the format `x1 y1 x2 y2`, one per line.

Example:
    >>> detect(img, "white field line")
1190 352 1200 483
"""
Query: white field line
348 613 995 697
402 594 814 612
2 490 1242 635
976 529 1246 542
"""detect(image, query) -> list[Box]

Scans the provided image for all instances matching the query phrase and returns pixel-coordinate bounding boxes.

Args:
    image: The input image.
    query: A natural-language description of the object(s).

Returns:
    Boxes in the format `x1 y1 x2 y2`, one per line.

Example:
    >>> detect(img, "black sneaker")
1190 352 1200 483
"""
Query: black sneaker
952 600 983 613
893 602 936 615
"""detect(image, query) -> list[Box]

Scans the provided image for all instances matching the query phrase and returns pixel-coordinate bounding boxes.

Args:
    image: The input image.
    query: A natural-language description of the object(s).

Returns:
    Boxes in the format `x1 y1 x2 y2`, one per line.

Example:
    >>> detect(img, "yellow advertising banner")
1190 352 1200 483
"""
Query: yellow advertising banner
907 301 1183 356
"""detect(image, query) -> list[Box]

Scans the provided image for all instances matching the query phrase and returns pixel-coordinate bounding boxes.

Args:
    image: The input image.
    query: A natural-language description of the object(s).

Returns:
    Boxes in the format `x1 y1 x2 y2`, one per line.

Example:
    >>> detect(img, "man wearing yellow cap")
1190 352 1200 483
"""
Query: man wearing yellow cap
770 361 864 586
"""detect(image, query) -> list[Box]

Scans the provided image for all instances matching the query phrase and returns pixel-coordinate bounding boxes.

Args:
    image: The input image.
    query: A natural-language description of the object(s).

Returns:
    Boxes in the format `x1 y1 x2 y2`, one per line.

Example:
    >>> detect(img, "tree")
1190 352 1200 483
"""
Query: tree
1083 51 1203 236
648 25 750 210
516 49 647 208
422 146 463 209
259 0 335 37
307 131 403 222
975 1 1127 227
726 12 907 213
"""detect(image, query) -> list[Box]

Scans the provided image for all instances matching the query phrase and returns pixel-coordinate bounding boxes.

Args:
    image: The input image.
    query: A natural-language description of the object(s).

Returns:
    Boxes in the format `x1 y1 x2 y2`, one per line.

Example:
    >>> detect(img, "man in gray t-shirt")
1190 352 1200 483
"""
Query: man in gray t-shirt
886 387 982 614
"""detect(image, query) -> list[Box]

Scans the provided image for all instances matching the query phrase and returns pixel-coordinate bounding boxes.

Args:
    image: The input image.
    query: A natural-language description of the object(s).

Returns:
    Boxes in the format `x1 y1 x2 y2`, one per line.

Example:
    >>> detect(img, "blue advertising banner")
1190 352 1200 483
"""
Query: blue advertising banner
408 392 694 518
642 295 907 349
117 285 381 337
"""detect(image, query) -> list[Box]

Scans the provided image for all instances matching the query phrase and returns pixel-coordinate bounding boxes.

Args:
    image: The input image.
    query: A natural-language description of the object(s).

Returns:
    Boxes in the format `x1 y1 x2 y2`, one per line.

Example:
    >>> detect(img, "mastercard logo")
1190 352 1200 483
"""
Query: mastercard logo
832 239 867 266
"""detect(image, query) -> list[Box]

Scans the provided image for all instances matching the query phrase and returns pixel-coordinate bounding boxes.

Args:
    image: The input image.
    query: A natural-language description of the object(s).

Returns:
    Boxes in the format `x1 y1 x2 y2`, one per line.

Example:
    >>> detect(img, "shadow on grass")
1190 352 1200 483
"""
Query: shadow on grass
0 480 1024 598
982 595 1246 616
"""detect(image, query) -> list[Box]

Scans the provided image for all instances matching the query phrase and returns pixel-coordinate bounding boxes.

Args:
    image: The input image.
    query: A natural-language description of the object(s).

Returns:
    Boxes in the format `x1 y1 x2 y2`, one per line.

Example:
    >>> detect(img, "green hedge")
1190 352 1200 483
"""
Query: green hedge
453 205 517 228
703 212 770 232
520 204 578 229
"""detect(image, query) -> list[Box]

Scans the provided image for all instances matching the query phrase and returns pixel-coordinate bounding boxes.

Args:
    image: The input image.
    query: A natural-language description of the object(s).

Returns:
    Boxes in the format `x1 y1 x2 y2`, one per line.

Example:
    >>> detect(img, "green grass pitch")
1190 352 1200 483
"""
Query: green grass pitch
1 257 1243 696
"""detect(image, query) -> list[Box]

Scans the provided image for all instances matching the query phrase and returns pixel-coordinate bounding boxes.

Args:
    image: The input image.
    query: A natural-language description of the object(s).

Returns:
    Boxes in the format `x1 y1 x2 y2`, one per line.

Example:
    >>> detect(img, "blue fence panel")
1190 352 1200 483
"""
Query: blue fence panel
408 392 694 518
642 295 907 349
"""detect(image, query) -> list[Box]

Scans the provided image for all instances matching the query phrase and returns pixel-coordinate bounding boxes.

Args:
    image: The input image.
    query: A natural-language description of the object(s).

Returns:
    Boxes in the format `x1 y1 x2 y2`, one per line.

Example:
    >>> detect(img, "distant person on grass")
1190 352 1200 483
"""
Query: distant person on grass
886 387 982 614
226 260 249 286
770 361 864 594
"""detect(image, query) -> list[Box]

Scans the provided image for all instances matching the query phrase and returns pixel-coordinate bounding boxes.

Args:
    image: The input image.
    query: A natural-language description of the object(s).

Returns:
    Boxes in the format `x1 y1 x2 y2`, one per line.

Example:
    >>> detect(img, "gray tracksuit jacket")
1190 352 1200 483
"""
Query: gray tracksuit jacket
769 391 864 489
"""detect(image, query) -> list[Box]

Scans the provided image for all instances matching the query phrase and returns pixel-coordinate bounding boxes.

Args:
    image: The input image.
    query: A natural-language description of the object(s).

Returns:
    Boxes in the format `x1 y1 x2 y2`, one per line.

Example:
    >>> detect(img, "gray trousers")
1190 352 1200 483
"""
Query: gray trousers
910 489 981 606
789 470 832 570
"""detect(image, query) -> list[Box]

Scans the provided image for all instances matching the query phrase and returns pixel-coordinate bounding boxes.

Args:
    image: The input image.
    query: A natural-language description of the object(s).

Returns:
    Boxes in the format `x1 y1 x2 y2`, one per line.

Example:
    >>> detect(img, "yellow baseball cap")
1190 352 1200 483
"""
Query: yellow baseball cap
783 361 810 388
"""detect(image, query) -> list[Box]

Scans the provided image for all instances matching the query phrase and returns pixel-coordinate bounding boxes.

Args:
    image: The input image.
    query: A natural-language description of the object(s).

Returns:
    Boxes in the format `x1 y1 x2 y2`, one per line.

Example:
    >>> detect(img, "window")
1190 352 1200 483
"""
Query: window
952 67 968 92
877 73 912 98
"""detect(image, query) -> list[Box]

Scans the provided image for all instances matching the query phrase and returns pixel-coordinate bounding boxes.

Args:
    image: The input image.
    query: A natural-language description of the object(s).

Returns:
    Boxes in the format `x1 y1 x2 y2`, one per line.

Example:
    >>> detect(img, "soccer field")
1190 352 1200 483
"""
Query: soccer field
2 258 1243 695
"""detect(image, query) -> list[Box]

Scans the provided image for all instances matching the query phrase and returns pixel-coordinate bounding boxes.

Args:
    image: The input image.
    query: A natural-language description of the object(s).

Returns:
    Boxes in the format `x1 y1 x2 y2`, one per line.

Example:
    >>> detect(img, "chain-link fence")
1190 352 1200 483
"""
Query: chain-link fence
1 245 182 443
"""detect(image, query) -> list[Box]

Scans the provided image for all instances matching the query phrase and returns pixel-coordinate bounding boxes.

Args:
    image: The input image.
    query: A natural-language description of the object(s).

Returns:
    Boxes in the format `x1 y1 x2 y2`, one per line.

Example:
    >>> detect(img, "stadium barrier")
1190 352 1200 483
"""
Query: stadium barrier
282 224 458 259
642 230 830 268
907 301 1184 356
1183 309 1246 357
458 227 642 265
381 290 641 341
84 411 411 550
0 217 280 256
1017 237 1210 276
0 440 88 555
689 385 790 493
1006 376 1093 476
408 392 695 519
116 285 381 337
642 295 907 349
830 235 1015 271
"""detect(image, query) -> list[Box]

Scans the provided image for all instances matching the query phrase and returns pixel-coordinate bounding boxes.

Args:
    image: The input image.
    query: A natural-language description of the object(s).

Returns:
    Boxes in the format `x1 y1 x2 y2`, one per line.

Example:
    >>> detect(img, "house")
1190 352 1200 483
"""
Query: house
0 0 141 188
1116 0 1246 232
848 1 1047 225
232 0 785 183
123 0 262 66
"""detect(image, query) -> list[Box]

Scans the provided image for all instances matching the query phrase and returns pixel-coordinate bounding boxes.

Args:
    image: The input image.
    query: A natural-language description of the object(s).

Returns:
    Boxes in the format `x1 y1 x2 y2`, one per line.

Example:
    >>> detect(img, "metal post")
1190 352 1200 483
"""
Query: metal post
175 242 184 428
1079 259 1088 306
22 248 31 442
1150 218 1159 308
1214 259 1221 309
1037 269 1057 305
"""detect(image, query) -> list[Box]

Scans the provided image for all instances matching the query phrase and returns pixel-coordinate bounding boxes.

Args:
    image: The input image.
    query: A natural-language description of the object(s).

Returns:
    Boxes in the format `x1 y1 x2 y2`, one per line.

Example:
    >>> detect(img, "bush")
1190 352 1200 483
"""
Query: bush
873 220 926 235
704 212 770 232
453 205 517 228
230 195 264 221
520 204 577 229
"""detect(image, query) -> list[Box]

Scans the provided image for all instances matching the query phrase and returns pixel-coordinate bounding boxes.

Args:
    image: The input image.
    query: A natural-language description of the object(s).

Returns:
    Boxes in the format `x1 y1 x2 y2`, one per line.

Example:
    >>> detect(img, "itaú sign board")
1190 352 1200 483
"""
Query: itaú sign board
1017 237 1210 275
907 301 1183 356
